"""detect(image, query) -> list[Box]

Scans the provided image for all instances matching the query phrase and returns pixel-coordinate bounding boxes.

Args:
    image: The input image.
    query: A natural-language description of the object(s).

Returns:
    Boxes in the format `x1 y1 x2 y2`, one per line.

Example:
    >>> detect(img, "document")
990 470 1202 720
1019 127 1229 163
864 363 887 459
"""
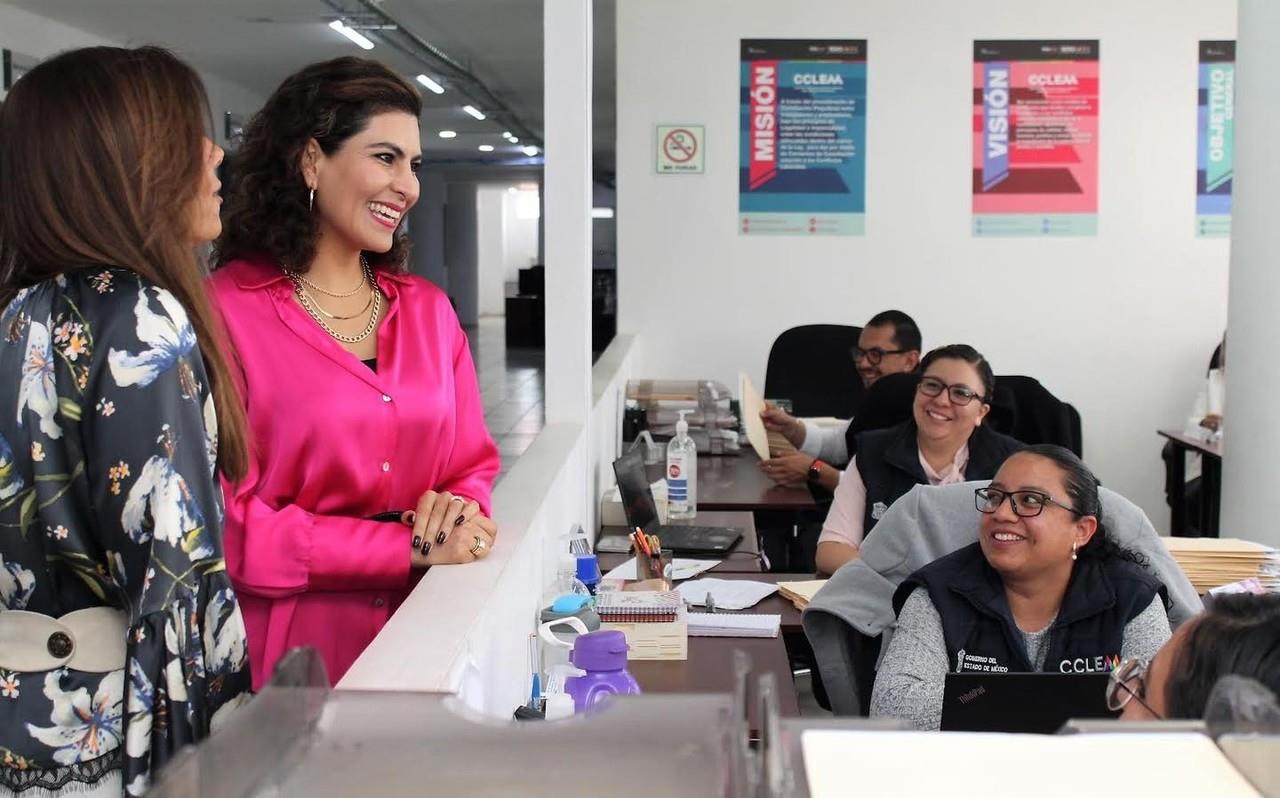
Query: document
601 557 720 582
801 730 1262 797
676 577 778 610
739 371 771 460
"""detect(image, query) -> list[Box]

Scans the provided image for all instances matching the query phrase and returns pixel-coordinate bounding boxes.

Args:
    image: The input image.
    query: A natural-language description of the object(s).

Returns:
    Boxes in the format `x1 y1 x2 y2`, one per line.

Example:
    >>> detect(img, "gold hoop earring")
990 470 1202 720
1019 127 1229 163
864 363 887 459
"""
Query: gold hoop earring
309 188 315 212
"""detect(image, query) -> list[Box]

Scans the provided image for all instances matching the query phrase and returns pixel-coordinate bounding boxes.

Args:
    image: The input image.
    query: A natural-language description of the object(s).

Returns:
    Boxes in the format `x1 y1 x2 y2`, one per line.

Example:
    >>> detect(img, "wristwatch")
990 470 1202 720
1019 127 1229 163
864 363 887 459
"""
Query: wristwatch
807 459 826 485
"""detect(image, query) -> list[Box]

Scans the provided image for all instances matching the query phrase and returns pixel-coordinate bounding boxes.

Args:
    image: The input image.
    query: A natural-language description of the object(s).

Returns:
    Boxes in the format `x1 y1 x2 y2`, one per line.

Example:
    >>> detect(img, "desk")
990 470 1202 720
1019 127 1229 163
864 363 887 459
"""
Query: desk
1159 429 1222 538
597 511 762 574
646 452 815 512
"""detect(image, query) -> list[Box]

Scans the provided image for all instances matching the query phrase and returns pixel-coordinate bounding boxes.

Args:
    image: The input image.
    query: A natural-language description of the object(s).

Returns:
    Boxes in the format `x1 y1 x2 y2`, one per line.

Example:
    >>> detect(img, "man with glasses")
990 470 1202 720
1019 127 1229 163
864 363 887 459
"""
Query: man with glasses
760 309 922 492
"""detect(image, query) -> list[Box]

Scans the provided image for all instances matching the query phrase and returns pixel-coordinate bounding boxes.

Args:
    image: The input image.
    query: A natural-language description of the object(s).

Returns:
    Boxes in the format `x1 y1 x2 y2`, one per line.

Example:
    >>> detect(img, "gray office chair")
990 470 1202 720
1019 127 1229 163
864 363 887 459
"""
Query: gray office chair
802 480 1203 716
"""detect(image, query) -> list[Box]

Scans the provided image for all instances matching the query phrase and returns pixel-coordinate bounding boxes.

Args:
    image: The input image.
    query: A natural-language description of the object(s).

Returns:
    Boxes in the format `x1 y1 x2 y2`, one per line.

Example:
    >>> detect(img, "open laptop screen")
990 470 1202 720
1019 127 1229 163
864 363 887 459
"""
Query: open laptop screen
612 446 659 532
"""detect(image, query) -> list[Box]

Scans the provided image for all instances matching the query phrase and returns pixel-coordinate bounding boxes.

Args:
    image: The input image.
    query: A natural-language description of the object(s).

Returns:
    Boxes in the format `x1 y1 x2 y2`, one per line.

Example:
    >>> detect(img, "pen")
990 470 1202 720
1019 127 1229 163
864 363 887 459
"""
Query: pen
527 633 541 709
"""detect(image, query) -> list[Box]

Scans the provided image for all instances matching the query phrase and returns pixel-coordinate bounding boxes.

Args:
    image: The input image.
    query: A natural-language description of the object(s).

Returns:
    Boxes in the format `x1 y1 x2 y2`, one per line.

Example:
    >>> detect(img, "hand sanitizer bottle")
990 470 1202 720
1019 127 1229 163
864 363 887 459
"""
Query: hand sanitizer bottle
666 409 697 520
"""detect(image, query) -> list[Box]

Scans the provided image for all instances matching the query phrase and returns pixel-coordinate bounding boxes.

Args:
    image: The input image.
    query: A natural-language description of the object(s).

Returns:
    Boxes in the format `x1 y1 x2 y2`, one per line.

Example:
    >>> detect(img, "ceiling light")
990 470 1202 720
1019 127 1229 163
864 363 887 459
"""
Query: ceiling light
462 105 486 120
329 20 374 50
508 136 519 143
438 130 457 139
478 144 494 152
591 207 615 219
416 74 445 95
521 145 539 157
502 131 512 139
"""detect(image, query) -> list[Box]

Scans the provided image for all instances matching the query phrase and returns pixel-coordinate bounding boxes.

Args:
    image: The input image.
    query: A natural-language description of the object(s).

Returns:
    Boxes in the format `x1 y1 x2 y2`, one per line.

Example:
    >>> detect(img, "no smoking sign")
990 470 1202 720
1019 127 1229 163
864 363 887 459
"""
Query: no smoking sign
656 125 705 173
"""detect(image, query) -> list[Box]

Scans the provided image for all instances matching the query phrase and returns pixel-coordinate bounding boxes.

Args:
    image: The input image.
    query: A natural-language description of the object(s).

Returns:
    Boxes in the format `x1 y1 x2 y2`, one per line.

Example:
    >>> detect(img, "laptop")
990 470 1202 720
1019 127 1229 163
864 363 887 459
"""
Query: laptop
602 446 743 557
940 672 1118 734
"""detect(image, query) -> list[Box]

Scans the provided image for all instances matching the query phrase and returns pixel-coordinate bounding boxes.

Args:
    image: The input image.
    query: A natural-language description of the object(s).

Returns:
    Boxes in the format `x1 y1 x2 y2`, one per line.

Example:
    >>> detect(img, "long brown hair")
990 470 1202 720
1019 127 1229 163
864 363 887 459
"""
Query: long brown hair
0 46 248 479
214 56 421 272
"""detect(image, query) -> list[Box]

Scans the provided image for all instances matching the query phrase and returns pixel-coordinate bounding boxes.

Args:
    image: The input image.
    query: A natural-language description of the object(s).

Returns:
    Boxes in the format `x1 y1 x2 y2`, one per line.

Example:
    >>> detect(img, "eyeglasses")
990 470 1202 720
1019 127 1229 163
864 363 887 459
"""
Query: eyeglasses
1105 658 1164 719
853 346 909 365
974 487 1077 518
918 376 985 406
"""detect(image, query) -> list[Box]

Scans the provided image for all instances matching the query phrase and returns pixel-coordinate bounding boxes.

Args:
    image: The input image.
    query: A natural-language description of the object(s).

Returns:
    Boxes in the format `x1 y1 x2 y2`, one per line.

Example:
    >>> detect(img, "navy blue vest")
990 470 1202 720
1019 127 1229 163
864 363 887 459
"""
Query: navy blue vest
893 543 1166 675
854 421 1023 535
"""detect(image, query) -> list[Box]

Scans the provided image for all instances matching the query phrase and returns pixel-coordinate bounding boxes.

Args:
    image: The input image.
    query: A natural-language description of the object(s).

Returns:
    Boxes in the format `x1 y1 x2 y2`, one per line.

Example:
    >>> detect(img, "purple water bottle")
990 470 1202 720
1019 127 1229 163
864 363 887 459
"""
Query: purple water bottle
565 630 641 713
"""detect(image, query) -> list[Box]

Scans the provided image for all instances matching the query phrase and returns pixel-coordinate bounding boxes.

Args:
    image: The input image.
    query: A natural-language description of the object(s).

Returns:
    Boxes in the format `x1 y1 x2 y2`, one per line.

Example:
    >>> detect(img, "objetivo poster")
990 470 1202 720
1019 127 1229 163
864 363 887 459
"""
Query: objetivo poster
740 39 866 236
1197 41 1234 238
973 40 1099 236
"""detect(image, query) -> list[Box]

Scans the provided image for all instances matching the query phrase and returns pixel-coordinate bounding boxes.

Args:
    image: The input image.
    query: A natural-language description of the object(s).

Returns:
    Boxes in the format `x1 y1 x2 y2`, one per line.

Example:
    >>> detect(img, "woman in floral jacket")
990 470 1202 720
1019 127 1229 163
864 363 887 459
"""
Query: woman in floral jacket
0 48 252 796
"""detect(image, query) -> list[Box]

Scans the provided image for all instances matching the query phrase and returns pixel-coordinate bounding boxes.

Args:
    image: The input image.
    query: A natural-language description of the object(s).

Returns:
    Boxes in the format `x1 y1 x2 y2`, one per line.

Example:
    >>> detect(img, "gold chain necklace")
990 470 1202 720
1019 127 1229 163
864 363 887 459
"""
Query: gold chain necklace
288 261 382 344
299 284 374 320
297 262 368 298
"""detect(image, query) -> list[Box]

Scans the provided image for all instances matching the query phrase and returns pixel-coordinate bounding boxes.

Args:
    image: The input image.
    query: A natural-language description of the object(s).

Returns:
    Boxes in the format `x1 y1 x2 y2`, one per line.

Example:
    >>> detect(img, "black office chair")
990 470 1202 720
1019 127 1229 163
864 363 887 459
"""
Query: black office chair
763 324 864 419
988 375 1081 456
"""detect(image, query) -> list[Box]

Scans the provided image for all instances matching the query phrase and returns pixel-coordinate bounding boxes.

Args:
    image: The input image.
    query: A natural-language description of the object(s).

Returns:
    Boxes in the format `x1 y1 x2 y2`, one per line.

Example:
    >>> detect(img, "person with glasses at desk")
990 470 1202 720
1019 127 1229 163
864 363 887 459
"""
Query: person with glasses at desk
759 309 922 492
870 446 1172 731
814 344 1022 575
1110 592 1280 721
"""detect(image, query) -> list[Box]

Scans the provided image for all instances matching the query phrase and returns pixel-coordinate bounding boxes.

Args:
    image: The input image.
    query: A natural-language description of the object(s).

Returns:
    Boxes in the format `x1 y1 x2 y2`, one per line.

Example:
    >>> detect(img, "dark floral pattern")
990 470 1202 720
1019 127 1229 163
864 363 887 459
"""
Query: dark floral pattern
0 270 251 795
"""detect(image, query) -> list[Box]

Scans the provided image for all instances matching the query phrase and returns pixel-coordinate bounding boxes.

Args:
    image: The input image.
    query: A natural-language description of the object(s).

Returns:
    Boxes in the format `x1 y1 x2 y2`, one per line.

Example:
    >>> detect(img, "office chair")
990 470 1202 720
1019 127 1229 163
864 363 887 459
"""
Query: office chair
988 374 1081 456
763 324 864 419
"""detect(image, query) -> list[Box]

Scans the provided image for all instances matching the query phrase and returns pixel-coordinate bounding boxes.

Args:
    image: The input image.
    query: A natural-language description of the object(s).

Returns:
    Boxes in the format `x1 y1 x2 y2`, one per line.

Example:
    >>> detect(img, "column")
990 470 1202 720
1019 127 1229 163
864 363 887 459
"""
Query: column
1220 0 1280 546
543 0 593 424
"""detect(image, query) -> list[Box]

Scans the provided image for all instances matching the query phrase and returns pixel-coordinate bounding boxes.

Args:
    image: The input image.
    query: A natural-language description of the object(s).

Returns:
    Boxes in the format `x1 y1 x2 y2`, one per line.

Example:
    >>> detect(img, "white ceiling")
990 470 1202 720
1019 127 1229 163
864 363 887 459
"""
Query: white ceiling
5 0 616 174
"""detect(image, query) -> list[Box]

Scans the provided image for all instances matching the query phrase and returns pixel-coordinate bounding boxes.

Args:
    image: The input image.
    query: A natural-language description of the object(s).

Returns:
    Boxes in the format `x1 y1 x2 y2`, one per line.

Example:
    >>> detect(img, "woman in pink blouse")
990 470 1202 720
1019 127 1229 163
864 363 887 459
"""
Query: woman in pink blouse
210 58 500 688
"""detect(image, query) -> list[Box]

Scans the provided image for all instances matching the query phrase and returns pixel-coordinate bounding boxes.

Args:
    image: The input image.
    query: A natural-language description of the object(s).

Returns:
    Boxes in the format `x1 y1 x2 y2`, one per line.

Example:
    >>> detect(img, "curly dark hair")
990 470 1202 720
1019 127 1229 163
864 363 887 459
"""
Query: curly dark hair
1013 444 1148 567
214 57 421 272
1163 593 1280 719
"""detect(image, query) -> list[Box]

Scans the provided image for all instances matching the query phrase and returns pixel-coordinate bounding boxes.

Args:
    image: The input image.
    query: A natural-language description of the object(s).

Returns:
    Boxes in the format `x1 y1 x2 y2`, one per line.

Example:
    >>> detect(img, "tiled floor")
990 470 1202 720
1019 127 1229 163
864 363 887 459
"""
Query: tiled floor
466 317 545 482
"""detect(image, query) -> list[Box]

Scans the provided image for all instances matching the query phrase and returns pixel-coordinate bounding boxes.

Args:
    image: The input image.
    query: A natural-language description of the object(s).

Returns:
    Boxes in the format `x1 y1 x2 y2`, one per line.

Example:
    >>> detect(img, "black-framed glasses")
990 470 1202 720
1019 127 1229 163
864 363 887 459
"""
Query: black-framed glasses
1105 658 1164 718
918 376 985 406
974 487 1077 518
853 346 909 365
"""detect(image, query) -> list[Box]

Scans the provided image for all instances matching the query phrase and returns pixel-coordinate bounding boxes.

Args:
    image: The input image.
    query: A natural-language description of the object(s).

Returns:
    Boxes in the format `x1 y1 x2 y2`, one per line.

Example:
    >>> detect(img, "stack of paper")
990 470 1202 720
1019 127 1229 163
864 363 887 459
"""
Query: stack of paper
686 613 780 638
777 579 827 610
1162 537 1280 594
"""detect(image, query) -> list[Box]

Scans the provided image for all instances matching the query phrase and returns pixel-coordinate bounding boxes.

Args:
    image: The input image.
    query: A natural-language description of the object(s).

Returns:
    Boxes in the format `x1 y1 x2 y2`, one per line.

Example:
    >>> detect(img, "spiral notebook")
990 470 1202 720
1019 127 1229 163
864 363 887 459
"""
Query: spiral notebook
686 613 780 638
595 590 682 623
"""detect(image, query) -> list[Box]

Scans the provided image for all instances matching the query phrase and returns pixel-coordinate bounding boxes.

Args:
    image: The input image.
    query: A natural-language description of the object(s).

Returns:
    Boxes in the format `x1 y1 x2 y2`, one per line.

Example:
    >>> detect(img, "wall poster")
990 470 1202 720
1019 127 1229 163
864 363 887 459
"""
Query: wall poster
1197 41 1234 238
739 39 866 236
973 40 1099 236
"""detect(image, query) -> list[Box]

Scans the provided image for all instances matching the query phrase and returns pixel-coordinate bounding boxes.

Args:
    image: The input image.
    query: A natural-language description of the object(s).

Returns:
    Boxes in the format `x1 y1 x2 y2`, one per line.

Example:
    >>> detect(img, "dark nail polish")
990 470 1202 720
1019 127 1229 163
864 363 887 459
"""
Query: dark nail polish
454 515 466 526
436 530 447 544
412 535 422 548
420 541 432 557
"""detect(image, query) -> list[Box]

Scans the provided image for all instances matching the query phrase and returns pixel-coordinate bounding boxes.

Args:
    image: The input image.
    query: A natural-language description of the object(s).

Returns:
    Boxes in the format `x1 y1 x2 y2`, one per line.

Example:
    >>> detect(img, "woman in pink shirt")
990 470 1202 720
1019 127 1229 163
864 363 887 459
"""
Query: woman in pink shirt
210 58 500 688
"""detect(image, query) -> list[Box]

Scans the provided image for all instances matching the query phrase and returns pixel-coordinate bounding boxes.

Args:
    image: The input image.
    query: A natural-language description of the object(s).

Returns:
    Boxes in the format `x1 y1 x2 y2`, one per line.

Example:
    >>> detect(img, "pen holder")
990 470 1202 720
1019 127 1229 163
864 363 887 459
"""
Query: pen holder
632 547 673 591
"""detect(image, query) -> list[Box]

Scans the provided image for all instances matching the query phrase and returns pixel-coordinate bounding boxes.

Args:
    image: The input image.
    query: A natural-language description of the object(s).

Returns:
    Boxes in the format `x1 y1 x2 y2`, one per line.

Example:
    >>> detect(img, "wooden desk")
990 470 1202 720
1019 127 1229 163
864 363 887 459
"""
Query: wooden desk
597 511 762 574
1159 429 1222 538
683 571 813 632
646 451 815 512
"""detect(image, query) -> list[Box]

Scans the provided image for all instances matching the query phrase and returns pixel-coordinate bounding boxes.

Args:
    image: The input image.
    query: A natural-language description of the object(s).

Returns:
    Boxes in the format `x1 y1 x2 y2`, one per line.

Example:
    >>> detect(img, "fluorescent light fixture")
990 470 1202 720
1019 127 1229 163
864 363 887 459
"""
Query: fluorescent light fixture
329 20 374 50
416 74 445 94
462 105 486 120
521 145 539 157
591 207 615 219
502 131 512 139
508 136 519 143
477 144 494 152
437 130 457 139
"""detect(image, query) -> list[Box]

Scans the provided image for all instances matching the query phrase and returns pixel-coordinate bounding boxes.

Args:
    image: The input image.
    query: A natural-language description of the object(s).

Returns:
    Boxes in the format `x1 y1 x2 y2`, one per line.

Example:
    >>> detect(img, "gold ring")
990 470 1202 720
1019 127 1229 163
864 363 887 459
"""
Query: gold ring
469 536 484 555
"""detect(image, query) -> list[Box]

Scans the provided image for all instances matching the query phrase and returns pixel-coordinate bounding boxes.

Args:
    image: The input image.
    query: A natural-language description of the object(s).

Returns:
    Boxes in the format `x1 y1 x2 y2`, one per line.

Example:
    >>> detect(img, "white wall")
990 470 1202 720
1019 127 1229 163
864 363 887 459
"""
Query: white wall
616 0 1236 528
477 185 508 316
0 4 262 149
503 189 541 283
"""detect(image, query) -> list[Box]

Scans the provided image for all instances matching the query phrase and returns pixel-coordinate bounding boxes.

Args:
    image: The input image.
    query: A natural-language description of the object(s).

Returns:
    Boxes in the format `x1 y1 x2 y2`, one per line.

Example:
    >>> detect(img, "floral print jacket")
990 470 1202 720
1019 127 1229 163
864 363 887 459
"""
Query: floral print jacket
0 270 251 795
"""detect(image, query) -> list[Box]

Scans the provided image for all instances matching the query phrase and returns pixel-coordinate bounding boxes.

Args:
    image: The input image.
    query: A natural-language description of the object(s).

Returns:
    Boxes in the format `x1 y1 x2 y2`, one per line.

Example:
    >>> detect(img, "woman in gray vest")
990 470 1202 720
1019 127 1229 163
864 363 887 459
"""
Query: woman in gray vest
870 445 1171 730
816 344 1022 575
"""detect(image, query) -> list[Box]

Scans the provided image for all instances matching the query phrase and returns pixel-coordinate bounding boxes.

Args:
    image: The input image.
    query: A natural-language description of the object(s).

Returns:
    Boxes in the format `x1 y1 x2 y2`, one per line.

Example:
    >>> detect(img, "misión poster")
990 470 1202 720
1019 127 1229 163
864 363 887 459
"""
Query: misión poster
973 40 1099 236
739 39 866 236
1196 41 1234 238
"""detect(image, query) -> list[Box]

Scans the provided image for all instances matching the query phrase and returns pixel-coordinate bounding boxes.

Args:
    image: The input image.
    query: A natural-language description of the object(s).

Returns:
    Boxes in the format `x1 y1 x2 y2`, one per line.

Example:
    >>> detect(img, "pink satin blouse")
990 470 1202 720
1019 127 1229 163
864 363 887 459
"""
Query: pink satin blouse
210 257 500 689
